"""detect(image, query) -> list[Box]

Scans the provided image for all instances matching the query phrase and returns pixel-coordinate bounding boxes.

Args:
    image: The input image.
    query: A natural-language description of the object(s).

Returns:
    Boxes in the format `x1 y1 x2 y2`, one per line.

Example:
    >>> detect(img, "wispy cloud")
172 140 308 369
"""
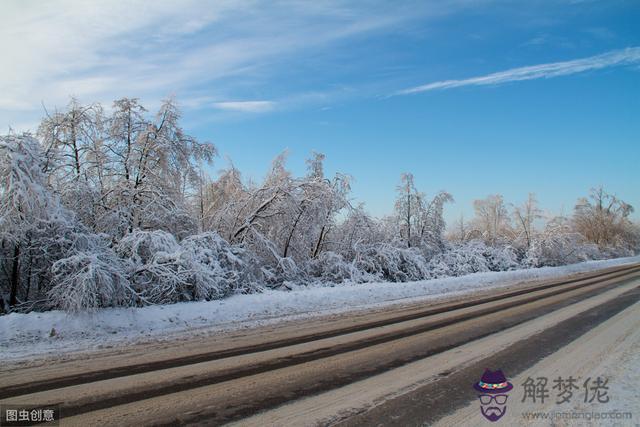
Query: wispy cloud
0 1 443 120
1 0 490 131
213 101 276 113
397 47 640 95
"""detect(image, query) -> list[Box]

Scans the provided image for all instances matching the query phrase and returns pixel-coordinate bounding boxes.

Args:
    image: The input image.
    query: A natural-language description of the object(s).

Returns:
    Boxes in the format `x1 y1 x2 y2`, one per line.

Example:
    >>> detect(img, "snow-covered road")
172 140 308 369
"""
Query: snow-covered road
435 288 640 427
235 276 640 427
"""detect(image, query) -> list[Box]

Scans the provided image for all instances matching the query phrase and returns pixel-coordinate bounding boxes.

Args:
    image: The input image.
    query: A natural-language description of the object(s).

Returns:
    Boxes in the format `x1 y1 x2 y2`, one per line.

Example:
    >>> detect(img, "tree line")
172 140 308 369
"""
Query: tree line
1 98 638 313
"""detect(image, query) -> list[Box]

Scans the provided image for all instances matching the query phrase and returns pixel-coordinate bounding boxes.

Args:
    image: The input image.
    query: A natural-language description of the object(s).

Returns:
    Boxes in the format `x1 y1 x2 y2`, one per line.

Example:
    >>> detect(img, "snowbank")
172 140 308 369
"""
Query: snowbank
1 255 639 360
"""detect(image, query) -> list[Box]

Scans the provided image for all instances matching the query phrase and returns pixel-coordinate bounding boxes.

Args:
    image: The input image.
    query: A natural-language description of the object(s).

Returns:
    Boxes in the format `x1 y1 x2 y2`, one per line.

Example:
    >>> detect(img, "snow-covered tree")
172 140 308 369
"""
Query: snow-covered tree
506 192 544 261
471 194 512 245
0 133 131 312
393 173 452 255
0 133 58 309
573 187 637 251
395 173 420 248
512 193 542 251
117 98 215 237
2 96 638 314
447 214 470 243
524 215 598 267
416 191 453 254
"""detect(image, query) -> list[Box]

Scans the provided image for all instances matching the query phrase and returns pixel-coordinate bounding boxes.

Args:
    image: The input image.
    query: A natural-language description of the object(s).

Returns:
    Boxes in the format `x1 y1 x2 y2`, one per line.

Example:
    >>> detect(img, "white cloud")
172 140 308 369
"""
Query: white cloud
0 0 445 124
213 101 276 113
0 1 256 108
398 47 640 94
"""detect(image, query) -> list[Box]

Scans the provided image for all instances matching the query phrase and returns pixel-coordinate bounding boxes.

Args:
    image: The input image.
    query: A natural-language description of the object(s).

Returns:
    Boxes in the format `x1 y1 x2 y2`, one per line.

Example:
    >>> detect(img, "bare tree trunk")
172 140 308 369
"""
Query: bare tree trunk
232 191 280 242
199 178 205 232
312 225 327 258
23 235 33 301
312 209 332 258
406 187 411 248
124 111 132 182
284 206 305 258
9 245 20 307
70 115 82 180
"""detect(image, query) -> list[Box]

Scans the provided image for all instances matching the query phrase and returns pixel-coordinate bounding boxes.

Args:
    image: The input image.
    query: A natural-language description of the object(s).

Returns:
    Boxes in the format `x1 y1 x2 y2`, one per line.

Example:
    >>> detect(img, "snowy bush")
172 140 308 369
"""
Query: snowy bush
353 243 431 282
484 244 520 271
116 230 180 265
115 230 186 303
599 245 635 259
116 230 260 304
242 228 304 288
116 230 188 303
307 251 374 284
428 240 519 278
525 238 603 268
134 251 198 303
180 232 261 297
259 257 303 289
523 218 604 267
48 252 134 312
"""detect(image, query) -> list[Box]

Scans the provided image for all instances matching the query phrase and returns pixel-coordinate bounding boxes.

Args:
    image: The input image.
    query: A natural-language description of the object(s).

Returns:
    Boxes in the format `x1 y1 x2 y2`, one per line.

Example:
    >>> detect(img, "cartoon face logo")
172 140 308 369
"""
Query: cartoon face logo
473 369 513 422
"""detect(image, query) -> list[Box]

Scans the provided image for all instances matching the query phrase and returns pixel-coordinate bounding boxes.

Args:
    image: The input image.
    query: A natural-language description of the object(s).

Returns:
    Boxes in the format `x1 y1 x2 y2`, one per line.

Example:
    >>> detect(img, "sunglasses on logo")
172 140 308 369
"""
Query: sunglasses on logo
479 394 508 405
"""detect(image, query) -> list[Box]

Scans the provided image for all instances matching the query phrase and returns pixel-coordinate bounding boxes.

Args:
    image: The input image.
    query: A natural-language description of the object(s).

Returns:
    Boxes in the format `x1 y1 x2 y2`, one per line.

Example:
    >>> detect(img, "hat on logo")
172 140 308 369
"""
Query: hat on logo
473 369 513 394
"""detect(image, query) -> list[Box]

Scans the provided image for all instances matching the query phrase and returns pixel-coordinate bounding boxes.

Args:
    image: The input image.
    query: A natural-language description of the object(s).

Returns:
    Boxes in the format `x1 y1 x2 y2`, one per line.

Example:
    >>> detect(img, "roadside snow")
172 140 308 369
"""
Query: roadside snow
1 256 639 361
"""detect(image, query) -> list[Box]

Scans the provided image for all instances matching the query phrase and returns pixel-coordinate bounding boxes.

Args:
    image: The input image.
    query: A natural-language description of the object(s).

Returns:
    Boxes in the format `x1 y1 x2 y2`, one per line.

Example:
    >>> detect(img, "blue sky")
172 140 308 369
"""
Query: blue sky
1 0 638 222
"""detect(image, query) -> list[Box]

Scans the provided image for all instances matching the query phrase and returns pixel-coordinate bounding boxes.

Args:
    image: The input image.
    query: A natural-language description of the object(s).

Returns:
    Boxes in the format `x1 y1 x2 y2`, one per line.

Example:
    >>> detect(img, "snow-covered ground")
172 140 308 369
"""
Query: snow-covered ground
1 256 639 361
